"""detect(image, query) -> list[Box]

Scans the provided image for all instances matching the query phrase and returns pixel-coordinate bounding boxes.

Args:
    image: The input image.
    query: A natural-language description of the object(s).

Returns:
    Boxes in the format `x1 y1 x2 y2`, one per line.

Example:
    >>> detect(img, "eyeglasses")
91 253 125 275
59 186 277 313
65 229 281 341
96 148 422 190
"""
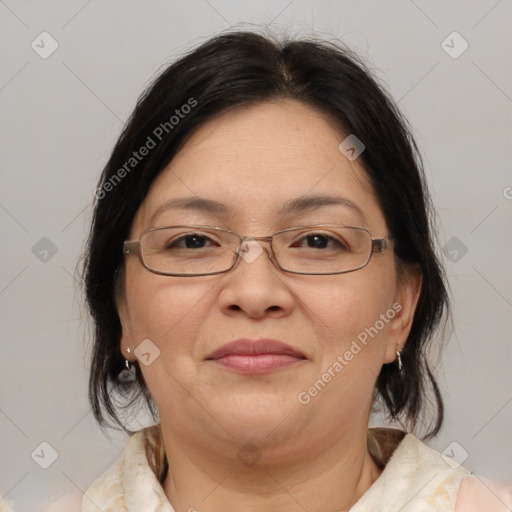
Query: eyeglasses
123 224 393 277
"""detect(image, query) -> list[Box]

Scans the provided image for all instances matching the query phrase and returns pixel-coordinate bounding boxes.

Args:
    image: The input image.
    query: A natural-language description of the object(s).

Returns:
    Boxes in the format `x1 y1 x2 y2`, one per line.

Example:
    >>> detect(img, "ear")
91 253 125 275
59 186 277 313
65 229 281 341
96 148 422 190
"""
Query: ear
116 293 136 362
383 264 422 364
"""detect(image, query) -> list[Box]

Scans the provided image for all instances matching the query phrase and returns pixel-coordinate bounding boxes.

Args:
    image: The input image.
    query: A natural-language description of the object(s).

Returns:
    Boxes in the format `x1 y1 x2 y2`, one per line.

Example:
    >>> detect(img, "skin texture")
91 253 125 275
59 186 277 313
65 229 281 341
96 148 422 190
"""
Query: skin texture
117 99 422 512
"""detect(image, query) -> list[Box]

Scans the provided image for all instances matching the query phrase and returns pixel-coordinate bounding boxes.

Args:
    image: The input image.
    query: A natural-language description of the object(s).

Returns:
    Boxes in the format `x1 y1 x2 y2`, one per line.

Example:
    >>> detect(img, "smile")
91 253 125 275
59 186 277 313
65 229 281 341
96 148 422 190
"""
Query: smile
206 338 307 374
210 353 305 374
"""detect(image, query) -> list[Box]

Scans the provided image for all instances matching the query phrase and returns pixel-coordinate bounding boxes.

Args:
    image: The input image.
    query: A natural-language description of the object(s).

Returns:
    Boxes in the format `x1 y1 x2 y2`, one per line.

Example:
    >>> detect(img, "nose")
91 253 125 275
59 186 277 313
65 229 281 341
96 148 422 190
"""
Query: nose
217 237 294 318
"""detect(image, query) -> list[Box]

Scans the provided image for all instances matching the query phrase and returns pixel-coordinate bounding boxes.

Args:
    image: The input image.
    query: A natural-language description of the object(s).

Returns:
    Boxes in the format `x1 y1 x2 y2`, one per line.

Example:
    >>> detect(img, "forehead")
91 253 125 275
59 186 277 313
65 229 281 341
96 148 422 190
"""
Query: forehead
132 100 385 233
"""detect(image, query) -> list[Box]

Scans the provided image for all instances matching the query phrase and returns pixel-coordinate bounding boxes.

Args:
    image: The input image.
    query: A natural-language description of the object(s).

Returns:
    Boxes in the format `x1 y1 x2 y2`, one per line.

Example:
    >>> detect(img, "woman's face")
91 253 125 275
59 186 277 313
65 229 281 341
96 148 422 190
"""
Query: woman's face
118 99 420 457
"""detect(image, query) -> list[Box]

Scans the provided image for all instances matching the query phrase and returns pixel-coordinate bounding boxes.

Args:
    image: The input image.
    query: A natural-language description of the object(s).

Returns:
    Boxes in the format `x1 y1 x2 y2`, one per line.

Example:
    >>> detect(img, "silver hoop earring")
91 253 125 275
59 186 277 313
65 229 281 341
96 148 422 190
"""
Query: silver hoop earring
396 349 403 372
124 347 133 370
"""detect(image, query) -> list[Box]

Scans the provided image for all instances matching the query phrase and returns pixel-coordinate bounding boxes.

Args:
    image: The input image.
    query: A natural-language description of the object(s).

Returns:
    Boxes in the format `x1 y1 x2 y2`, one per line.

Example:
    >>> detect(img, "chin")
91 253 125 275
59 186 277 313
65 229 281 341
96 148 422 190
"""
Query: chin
215 397 304 441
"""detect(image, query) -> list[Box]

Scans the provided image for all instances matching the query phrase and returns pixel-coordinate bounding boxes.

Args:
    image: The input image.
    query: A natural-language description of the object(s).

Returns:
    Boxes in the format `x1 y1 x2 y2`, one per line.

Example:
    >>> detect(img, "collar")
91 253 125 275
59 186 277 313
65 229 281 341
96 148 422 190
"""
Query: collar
84 425 470 512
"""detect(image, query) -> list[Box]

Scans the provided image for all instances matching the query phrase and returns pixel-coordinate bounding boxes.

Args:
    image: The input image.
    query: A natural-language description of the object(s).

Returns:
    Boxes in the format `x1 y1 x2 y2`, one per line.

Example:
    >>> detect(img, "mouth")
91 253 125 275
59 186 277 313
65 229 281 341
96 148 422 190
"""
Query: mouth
206 338 307 374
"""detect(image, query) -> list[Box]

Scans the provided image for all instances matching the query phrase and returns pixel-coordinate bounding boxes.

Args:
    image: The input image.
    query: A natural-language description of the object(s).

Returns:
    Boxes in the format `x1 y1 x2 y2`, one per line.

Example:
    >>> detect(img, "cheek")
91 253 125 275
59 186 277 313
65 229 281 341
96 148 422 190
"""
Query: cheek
125 267 211 348
297 274 397 413
125 273 214 412
303 267 396 361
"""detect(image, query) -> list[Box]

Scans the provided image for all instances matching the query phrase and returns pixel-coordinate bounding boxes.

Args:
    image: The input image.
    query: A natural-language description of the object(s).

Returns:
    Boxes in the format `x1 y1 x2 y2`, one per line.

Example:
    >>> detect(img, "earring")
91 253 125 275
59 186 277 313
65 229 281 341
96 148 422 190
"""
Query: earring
119 347 136 385
125 347 132 369
396 349 403 372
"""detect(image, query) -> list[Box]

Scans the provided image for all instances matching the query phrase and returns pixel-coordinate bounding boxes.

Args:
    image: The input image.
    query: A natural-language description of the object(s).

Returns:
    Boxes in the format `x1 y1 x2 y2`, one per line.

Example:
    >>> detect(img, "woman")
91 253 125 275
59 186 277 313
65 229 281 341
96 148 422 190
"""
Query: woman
81 30 510 511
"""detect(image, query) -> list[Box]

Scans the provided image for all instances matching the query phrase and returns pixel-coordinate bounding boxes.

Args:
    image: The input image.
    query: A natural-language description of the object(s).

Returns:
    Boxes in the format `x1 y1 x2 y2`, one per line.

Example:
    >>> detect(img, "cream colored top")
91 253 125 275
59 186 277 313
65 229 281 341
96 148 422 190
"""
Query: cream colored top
82 425 511 512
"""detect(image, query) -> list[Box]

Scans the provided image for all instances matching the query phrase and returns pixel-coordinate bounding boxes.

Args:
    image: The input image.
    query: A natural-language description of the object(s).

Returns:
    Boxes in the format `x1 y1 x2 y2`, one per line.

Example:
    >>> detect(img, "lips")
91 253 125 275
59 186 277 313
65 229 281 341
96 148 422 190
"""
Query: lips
207 338 306 374
207 338 305 359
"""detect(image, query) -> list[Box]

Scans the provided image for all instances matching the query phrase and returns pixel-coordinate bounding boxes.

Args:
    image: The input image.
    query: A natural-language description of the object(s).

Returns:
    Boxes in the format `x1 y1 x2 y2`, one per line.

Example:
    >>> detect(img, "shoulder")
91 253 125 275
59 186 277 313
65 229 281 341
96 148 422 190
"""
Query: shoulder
364 428 511 512
455 475 512 512
82 425 168 512
354 428 471 511
82 442 128 511
0 500 14 512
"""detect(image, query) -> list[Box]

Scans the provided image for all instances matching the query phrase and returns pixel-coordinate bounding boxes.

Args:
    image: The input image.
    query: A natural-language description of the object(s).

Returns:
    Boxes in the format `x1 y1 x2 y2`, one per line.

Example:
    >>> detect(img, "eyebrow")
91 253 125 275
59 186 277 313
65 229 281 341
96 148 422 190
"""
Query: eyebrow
150 194 365 224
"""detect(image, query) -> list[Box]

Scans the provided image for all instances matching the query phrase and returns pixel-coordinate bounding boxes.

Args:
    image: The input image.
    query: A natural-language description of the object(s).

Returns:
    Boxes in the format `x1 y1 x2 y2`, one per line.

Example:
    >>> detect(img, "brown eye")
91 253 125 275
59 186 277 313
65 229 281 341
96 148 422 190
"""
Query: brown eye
165 233 218 250
291 232 349 251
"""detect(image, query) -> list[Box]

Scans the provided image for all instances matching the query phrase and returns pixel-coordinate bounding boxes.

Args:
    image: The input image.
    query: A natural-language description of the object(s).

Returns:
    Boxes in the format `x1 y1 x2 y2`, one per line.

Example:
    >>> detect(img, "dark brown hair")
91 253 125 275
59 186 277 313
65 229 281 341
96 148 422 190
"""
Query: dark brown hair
81 30 448 438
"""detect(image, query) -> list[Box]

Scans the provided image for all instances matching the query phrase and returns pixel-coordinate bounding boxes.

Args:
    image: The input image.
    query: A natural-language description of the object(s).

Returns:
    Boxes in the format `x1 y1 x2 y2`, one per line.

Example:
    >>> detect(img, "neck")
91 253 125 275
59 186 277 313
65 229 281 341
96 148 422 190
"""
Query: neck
162 424 382 512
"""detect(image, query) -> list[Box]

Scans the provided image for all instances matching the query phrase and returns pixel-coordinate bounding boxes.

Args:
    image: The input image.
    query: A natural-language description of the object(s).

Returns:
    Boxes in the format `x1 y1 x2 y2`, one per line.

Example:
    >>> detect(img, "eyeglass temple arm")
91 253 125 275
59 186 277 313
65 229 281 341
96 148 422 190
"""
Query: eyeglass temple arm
123 241 141 255
372 238 393 254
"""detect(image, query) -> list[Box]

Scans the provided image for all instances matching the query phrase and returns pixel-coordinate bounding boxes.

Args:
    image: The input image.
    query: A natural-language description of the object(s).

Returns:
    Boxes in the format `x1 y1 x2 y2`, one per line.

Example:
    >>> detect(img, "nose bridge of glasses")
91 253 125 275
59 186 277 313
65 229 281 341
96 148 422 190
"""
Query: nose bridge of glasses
235 235 275 260
241 235 274 245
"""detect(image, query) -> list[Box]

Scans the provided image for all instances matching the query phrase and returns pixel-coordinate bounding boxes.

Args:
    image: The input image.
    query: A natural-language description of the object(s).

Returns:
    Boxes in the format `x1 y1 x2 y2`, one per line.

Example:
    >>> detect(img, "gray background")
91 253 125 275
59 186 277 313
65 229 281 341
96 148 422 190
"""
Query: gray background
1 1 511 510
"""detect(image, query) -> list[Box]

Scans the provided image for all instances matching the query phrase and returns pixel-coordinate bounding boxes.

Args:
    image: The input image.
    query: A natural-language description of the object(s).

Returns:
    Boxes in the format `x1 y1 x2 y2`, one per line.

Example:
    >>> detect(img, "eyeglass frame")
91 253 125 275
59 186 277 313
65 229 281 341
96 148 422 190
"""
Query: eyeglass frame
122 224 394 277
